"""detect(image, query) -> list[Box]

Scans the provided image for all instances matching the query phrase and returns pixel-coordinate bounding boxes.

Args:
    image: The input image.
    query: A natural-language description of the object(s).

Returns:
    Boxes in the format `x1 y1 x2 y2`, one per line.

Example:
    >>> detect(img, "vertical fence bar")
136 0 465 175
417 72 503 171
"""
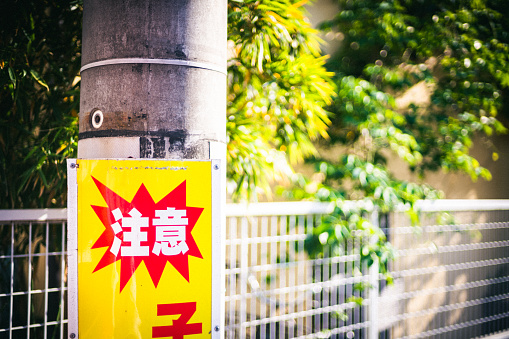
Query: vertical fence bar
60 221 66 339
346 228 353 333
227 217 237 338
27 222 33 339
260 216 268 339
306 214 314 335
368 209 379 339
269 215 277 338
331 238 337 332
10 222 14 339
368 258 379 339
339 238 346 333
297 215 305 336
44 222 49 339
250 216 257 339
323 239 329 333
278 215 285 339
240 216 248 338
313 215 321 333
353 229 360 335
288 215 296 338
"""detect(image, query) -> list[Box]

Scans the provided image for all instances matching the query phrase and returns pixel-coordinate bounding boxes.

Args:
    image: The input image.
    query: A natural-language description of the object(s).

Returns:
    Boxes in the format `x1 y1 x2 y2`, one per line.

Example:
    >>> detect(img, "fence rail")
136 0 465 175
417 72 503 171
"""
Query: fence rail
1 200 509 338
0 215 67 339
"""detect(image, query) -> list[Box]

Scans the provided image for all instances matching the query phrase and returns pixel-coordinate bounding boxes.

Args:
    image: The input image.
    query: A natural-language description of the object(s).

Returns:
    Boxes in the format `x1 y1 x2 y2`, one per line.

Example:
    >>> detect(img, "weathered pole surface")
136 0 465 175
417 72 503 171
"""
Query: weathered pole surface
78 0 226 160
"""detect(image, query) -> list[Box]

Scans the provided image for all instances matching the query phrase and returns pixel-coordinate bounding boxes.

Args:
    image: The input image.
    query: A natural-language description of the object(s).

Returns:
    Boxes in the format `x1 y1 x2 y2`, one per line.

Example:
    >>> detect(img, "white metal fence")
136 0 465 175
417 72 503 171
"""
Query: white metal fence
1 201 509 338
0 209 68 339
380 200 509 339
225 202 372 339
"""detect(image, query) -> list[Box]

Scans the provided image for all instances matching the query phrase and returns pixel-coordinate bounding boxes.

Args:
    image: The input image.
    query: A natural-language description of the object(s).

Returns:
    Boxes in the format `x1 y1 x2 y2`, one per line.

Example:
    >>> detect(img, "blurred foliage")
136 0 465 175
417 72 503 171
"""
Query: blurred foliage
282 0 509 272
322 0 508 179
227 0 335 200
0 0 81 208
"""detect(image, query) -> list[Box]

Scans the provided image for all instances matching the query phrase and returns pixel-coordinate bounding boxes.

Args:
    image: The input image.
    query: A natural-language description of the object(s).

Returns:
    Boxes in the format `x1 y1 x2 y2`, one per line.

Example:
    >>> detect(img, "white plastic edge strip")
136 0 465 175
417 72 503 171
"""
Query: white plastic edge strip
66 159 79 338
80 58 227 75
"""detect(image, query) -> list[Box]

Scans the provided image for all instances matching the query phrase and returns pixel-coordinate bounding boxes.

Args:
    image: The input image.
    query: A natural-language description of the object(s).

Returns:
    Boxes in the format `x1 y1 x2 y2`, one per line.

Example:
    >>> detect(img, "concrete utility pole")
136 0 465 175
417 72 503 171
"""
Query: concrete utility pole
78 0 226 161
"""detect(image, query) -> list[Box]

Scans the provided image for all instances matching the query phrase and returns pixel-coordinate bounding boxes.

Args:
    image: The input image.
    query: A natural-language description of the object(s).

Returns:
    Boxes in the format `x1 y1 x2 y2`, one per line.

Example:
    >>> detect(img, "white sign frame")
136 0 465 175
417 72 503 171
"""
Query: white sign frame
67 158 224 338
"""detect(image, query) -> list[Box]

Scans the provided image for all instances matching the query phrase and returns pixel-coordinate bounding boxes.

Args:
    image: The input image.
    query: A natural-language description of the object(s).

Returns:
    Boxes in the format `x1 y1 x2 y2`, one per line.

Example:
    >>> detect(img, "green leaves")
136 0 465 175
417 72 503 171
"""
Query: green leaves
0 0 82 208
29 69 49 91
292 0 509 283
320 0 509 182
227 0 336 201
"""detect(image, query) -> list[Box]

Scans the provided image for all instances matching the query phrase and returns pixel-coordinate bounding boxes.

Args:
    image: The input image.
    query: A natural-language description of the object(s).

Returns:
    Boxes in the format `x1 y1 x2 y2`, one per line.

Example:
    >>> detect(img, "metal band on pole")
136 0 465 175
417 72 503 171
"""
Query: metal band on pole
80 58 227 75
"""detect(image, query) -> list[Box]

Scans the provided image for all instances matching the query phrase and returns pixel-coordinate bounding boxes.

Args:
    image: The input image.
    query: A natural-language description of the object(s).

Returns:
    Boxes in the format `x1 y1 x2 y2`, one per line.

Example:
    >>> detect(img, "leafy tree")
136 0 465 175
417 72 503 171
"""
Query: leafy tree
0 0 81 208
293 0 509 269
227 0 335 200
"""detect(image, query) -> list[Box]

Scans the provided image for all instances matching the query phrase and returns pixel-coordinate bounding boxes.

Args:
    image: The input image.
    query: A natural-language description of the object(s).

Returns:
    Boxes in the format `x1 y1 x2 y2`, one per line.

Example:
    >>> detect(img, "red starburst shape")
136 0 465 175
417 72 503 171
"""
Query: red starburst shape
90 176 204 292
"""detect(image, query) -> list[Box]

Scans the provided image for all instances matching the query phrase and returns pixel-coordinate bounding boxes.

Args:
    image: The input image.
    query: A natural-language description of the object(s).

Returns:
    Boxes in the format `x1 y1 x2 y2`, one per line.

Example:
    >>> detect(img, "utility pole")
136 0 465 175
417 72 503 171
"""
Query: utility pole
71 1 227 337
78 0 226 161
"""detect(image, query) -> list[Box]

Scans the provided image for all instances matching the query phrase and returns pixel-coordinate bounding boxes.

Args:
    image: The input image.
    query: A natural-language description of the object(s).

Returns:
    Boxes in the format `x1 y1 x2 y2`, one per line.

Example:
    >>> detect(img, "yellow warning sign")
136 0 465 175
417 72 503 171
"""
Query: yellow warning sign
75 159 213 338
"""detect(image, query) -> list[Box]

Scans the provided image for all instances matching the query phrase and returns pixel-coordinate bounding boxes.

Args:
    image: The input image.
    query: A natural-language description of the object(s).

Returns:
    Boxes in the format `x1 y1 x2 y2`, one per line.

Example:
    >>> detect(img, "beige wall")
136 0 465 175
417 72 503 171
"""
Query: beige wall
305 0 341 56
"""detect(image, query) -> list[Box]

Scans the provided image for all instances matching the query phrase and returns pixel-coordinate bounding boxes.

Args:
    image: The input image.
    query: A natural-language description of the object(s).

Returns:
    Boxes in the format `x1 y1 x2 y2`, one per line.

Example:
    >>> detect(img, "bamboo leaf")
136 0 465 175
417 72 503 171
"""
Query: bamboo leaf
30 70 50 91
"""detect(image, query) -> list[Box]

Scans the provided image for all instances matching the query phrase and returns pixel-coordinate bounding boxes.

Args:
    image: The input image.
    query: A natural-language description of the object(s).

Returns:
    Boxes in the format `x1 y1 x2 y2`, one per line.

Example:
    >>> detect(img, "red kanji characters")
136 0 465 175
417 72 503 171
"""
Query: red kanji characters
152 302 202 339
